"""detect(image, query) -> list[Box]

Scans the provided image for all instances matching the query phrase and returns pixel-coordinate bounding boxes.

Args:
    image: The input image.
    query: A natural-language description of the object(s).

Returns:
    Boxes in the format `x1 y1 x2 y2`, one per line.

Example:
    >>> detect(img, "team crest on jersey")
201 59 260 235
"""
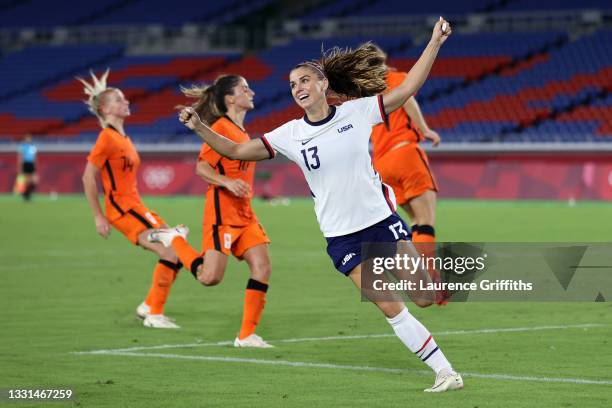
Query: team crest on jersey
342 252 356 266
337 124 353 133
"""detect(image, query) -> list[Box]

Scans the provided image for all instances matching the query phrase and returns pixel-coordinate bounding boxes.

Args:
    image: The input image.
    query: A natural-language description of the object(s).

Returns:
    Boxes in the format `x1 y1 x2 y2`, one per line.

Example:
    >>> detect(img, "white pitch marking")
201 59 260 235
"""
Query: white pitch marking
78 350 612 386
74 323 606 354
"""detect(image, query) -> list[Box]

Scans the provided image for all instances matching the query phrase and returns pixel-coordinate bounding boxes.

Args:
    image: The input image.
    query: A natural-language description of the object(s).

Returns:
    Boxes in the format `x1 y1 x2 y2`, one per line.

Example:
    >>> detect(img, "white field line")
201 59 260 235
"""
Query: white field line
76 323 607 354
77 350 612 386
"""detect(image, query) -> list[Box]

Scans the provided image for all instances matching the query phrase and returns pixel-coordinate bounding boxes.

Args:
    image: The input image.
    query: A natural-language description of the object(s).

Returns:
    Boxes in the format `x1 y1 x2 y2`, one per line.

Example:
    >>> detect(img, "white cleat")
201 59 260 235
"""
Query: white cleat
148 225 189 248
233 334 274 348
424 370 464 392
136 302 150 319
143 314 180 329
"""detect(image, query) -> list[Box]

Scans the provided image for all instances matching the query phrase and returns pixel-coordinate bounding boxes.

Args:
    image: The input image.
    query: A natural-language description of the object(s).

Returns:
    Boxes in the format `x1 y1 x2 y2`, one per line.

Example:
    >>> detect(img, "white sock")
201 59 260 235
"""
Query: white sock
386 307 452 374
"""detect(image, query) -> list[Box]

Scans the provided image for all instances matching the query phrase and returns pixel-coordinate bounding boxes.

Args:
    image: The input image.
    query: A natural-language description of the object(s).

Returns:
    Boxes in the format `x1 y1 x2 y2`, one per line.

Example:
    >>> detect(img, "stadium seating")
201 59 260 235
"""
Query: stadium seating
0 0 275 28
0 0 610 143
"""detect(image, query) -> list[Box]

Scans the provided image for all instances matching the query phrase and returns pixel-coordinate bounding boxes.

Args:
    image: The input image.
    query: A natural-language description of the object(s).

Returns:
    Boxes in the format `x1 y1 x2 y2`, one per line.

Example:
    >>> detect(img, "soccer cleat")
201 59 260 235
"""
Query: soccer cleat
424 370 464 392
233 334 274 348
148 225 189 248
136 302 150 319
143 314 180 329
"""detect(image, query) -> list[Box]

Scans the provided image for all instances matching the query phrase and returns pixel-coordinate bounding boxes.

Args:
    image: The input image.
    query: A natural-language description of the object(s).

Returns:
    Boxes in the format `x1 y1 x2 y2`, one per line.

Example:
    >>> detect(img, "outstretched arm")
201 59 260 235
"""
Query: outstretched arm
403 96 441 146
179 108 271 161
383 17 451 114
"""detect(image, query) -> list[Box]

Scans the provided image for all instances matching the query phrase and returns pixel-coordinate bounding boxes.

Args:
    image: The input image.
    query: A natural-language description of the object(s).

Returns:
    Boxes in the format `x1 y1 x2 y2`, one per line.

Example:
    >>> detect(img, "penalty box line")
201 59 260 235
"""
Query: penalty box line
78 350 612 386
76 323 607 354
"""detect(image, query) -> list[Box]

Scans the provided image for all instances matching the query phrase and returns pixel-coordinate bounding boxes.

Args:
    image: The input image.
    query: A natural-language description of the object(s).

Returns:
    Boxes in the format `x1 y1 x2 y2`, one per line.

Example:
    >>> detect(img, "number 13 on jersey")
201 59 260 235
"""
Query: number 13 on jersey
300 146 320 171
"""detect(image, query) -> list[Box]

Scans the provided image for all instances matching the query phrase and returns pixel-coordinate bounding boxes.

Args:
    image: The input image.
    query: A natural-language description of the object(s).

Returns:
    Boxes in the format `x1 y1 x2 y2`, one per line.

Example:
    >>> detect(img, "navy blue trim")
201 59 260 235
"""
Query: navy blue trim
304 105 336 126
417 224 435 237
128 209 153 229
381 184 394 212
223 115 246 132
212 224 222 251
422 347 439 362
104 160 117 190
259 137 275 159
213 162 224 225
377 95 389 129
246 278 269 293
414 147 437 191
159 259 182 271
109 192 125 215
190 257 204 279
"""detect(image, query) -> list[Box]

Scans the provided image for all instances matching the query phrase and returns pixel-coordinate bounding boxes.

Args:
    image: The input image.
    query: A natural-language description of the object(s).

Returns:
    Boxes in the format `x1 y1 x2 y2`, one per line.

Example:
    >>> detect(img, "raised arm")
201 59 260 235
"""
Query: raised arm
383 17 451 114
180 108 271 161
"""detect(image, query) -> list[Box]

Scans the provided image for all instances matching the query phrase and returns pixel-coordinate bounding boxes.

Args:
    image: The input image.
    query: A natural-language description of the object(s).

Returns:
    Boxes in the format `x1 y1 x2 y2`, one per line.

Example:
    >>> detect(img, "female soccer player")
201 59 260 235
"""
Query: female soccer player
179 75 273 348
80 70 182 329
154 19 462 391
369 44 447 304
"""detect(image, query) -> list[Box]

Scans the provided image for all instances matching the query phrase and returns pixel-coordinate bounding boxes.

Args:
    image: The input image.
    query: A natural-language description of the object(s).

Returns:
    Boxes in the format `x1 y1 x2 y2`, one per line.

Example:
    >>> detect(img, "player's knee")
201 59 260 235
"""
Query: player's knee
250 261 271 281
414 298 434 308
160 247 178 263
198 270 223 286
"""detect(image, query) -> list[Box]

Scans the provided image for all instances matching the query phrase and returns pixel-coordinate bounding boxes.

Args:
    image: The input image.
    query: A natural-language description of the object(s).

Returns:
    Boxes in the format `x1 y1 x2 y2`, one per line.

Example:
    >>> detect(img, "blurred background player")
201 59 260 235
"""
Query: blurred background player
175 74 273 348
369 44 447 304
162 18 463 392
79 70 182 329
16 134 38 201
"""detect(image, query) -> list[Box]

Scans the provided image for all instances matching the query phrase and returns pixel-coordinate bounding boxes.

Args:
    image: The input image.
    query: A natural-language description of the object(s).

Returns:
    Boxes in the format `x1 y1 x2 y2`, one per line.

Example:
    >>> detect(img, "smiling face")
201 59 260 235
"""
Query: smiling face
225 76 255 112
289 66 328 111
100 88 130 119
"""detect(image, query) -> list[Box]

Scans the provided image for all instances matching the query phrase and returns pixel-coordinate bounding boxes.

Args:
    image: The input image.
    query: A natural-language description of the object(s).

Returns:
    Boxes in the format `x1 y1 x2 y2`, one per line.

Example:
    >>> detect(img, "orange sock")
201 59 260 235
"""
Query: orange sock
413 225 447 304
171 236 203 278
145 260 180 314
238 279 268 340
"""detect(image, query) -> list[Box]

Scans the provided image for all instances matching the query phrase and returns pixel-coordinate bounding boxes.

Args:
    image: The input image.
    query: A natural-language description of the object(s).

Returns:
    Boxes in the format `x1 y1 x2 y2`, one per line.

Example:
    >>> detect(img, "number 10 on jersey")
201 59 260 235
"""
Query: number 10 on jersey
301 146 320 171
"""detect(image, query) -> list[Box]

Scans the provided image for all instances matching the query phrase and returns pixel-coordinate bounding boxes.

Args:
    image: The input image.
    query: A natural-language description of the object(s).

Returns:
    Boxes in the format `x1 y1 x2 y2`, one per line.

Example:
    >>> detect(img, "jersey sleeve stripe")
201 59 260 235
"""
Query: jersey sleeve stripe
259 136 276 159
377 94 389 129
381 184 396 212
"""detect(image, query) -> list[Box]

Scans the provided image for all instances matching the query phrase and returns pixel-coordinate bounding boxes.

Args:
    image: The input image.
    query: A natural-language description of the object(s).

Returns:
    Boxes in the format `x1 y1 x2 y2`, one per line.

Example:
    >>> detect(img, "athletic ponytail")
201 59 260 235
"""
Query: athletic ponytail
293 42 388 99
180 74 242 125
76 69 117 128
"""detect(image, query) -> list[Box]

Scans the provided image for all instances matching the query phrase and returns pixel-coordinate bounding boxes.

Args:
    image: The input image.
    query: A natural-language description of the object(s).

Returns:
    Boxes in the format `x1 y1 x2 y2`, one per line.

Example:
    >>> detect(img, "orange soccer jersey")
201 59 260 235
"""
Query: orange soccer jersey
199 116 269 257
370 70 424 162
199 116 257 227
87 125 145 221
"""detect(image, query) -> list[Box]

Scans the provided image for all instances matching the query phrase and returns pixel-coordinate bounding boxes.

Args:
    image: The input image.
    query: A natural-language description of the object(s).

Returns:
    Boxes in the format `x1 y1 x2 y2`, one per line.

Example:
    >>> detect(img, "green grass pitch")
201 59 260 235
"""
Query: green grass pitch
1 195 611 407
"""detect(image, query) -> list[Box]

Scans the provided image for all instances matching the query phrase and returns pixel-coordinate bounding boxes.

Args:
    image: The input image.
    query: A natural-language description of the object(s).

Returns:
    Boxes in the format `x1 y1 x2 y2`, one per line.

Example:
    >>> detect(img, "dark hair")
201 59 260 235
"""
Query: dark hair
180 74 243 124
292 42 388 99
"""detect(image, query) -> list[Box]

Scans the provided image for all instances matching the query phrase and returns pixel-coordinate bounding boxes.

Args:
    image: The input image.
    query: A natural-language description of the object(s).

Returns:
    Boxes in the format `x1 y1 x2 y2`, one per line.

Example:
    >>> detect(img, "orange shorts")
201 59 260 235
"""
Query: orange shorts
374 144 438 206
202 221 270 259
110 204 166 245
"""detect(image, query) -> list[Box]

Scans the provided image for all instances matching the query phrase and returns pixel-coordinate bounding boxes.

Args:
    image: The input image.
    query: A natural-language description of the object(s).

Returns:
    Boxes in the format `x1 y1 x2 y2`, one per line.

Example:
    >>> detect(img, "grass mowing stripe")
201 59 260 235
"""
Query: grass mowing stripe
75 323 606 353
78 351 612 386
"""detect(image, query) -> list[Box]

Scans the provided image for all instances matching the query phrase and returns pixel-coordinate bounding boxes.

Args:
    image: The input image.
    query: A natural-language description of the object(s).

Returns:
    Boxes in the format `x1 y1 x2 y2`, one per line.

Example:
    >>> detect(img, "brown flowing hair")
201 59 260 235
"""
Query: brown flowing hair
293 42 388 99
180 74 243 125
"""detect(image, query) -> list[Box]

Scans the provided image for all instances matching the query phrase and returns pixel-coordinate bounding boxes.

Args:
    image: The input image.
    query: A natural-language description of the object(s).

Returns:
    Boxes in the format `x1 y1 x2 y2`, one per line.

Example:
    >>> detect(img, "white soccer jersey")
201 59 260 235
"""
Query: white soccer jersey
261 95 396 237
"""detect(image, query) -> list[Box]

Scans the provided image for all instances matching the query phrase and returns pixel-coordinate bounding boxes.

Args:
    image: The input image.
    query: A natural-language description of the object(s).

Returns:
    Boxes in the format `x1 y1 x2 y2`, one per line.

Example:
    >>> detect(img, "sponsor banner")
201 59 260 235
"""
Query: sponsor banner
360 242 612 302
0 152 610 199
